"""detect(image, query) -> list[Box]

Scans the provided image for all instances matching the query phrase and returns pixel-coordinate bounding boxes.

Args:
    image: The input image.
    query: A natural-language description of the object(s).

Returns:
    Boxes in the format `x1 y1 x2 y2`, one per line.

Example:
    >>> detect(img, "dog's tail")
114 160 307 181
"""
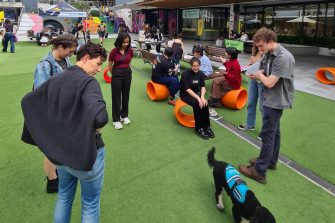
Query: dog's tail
207 147 220 168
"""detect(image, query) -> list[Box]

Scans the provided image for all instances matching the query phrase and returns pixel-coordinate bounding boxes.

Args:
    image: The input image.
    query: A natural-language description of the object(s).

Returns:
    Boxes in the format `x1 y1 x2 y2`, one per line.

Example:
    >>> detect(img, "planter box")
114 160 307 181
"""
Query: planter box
318 47 335 57
280 43 335 57
280 43 318 56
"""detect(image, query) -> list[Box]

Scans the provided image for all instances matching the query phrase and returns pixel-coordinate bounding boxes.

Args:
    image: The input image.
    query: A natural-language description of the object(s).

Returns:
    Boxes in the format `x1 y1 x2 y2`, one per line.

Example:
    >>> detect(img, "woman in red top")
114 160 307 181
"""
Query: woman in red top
108 32 133 130
209 47 241 107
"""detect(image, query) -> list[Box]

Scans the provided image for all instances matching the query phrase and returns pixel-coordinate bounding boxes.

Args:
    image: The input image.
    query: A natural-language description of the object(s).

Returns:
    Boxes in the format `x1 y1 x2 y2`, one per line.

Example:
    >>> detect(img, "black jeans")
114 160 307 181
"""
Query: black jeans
180 94 210 130
111 68 132 122
255 105 283 176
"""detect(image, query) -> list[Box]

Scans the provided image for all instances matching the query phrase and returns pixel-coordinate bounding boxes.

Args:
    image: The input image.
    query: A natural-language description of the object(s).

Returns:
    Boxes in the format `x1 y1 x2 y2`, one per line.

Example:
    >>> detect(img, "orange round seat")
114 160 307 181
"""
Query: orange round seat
174 98 195 128
103 67 112 83
146 81 169 101
220 87 248 110
315 67 335 85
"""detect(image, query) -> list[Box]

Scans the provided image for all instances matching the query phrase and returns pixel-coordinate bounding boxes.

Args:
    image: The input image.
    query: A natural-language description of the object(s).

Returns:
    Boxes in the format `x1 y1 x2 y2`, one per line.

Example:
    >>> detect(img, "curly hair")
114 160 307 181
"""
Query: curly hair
76 42 107 62
252 27 277 44
114 32 131 50
50 33 77 49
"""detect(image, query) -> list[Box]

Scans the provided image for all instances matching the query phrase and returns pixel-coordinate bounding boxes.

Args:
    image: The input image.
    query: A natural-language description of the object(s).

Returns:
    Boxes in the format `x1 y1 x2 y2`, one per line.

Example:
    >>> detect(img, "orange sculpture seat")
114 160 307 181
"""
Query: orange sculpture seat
103 67 112 83
146 81 169 101
174 98 195 128
220 87 248 110
315 67 335 85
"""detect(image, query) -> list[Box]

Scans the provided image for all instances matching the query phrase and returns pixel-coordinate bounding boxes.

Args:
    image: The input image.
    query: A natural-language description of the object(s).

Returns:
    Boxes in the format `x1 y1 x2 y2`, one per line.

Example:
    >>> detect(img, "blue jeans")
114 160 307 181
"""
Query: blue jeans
2 32 15 53
54 148 105 223
255 106 283 176
246 79 263 128
152 75 180 98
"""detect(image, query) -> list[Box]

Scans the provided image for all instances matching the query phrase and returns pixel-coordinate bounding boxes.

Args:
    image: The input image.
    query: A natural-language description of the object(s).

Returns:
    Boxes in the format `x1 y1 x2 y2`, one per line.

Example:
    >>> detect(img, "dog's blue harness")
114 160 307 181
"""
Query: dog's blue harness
225 164 249 203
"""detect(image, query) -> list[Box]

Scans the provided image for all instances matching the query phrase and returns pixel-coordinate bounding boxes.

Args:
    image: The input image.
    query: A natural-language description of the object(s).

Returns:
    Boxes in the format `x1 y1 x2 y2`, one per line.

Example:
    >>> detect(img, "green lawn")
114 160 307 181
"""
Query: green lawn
0 41 334 222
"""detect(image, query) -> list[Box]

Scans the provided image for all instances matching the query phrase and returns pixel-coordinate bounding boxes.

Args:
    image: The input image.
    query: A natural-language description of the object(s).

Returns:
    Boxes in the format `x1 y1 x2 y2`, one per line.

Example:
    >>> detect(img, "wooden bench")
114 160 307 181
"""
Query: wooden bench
140 49 157 69
204 45 227 63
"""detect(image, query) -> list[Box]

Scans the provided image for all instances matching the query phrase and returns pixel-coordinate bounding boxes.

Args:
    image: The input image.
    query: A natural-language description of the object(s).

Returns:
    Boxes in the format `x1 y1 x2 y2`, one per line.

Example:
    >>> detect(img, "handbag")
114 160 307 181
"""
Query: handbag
14 34 18 42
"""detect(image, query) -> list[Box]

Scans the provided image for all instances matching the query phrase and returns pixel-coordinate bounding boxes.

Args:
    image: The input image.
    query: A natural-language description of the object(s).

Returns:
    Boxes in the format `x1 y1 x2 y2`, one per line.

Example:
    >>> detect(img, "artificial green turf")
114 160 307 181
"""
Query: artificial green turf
0 41 334 222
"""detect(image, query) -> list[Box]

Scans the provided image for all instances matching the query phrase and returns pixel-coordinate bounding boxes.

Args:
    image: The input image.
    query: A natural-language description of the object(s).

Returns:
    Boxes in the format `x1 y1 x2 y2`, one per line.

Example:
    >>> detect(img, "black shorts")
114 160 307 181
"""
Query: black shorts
98 31 106 38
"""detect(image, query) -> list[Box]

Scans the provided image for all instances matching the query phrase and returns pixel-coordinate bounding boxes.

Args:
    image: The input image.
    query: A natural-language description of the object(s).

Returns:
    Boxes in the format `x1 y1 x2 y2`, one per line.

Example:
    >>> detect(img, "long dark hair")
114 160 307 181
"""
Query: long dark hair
114 32 131 50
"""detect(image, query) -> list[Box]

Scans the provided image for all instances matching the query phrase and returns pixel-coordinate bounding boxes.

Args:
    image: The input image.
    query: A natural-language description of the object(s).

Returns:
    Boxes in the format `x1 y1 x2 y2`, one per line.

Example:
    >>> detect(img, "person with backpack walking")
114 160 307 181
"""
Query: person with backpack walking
97 21 106 45
33 34 77 193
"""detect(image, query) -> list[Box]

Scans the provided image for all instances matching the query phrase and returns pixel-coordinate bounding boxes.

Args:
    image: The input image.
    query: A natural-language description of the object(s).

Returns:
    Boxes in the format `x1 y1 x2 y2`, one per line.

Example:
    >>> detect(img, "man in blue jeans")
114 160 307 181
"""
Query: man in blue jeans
239 28 295 184
151 47 180 105
22 43 108 222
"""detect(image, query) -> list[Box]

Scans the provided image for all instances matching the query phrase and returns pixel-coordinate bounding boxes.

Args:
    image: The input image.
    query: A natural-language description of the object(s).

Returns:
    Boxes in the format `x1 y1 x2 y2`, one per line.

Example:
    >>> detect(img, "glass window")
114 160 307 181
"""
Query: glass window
325 3 335 37
273 4 302 36
200 8 220 30
304 4 318 37
264 7 274 29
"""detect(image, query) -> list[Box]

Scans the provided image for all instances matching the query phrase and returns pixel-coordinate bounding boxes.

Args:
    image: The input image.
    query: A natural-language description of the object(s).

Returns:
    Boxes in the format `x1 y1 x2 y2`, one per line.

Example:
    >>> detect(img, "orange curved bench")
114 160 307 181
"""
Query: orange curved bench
220 87 248 110
174 98 195 128
146 81 169 101
315 67 335 85
103 67 112 83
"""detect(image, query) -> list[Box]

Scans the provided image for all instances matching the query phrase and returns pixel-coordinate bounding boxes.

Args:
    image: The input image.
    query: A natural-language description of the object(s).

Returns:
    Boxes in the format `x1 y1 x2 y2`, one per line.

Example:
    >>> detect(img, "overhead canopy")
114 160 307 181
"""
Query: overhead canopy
286 16 316 24
40 1 87 18
137 0 259 8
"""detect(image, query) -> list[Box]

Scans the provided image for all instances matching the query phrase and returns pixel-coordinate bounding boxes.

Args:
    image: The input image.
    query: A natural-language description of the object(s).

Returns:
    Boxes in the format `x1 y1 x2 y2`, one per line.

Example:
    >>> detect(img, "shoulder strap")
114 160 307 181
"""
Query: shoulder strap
32 60 54 90
41 60 54 77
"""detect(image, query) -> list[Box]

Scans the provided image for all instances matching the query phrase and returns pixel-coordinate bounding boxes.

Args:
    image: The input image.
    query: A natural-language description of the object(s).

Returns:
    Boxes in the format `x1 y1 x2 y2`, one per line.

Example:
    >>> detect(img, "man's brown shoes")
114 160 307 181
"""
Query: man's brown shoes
249 158 277 170
239 165 267 185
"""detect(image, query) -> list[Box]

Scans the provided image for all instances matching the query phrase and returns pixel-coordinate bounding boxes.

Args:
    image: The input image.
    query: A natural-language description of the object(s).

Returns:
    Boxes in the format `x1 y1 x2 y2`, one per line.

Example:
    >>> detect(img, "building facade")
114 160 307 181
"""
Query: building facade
115 0 335 48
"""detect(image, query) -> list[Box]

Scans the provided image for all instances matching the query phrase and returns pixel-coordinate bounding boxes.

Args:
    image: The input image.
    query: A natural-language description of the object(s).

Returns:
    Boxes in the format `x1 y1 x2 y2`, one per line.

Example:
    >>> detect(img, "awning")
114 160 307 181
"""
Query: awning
286 16 316 24
137 0 259 8
114 0 155 10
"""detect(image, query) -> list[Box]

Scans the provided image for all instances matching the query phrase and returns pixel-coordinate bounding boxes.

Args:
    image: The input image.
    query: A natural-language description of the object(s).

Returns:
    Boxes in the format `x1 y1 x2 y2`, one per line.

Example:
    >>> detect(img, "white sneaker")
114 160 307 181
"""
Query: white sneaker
209 108 218 117
121 117 131 125
113 122 123 130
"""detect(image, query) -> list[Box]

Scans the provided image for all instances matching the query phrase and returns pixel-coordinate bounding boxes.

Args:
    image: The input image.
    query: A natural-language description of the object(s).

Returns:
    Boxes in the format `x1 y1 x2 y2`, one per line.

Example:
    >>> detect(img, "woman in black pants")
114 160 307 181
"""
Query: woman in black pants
108 32 133 130
180 57 215 139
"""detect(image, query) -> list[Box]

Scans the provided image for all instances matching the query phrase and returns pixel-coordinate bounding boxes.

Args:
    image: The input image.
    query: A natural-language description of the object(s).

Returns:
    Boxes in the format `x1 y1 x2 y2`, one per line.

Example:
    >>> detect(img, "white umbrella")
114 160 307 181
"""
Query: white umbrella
286 16 316 24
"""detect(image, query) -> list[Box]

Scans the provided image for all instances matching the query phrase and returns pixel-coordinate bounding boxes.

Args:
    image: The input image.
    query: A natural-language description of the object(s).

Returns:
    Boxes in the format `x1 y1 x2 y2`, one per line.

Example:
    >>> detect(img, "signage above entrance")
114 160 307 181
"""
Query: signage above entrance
183 9 200 19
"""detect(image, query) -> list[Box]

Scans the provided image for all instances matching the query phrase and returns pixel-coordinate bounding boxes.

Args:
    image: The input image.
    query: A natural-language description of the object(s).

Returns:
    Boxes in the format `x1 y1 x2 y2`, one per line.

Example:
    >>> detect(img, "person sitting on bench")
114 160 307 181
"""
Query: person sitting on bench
151 47 180 106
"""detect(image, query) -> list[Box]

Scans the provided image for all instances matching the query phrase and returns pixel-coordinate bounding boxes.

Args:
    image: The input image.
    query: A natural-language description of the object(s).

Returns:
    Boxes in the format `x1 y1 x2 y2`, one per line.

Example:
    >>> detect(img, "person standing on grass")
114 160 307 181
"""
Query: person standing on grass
22 43 108 223
33 34 77 193
97 21 106 45
179 57 214 140
238 43 264 134
2 19 16 53
239 27 295 184
108 32 133 130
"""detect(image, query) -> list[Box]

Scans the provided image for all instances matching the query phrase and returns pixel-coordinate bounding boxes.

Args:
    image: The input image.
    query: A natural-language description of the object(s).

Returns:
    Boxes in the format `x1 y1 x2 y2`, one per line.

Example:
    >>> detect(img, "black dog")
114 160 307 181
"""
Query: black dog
207 147 276 223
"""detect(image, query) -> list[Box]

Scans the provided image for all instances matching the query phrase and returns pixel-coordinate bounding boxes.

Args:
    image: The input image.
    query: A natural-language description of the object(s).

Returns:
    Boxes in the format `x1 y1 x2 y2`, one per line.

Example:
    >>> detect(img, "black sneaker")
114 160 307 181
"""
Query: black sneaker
237 124 255 131
205 127 215 138
195 128 209 140
46 174 59 194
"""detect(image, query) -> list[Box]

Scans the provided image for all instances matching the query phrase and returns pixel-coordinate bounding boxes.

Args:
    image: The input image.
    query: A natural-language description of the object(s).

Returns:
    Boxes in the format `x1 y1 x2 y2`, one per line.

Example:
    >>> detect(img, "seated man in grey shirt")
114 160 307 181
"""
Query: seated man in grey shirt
239 28 295 184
